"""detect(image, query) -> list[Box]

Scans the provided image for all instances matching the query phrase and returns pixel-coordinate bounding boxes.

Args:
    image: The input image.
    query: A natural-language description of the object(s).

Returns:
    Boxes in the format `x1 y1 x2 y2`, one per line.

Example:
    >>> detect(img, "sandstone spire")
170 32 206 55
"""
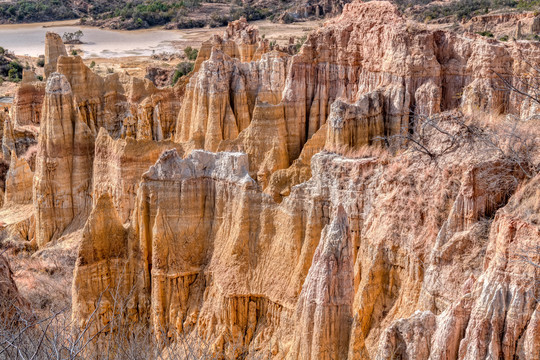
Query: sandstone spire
44 32 67 79
33 73 94 247
289 205 354 359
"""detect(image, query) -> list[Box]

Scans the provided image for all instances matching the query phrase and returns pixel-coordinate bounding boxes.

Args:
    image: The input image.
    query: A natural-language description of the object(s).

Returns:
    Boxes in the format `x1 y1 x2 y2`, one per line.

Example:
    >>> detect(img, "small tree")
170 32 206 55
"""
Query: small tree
184 46 198 61
7 61 22 82
172 61 194 85
62 30 84 44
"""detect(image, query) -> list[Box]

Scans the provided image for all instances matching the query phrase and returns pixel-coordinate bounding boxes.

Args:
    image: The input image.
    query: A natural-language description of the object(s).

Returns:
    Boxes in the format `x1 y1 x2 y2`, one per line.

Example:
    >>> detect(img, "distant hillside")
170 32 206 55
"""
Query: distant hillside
0 0 539 29
0 0 351 29
397 0 540 23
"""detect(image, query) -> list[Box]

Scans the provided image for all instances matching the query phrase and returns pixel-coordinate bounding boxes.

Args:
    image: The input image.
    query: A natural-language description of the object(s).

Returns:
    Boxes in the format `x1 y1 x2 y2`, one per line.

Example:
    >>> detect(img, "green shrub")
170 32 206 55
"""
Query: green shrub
71 49 78 55
7 61 22 81
36 58 45 67
184 46 198 61
0 0 275 30
477 30 494 37
295 35 307 53
90 61 96 68
172 61 194 85
517 0 540 10
499 34 509 41
229 4 266 22
0 0 78 23
8 68 19 81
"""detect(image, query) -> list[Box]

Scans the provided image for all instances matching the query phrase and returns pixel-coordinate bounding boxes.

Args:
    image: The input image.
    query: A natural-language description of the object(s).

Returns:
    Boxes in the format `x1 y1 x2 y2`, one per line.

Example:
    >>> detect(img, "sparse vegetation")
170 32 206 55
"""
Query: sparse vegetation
477 30 495 37
183 46 198 61
62 30 84 44
0 266 254 360
397 0 533 22
7 61 22 82
0 0 290 30
295 35 308 53
0 48 23 83
90 60 96 68
71 49 78 56
172 61 194 84
0 0 77 24
1 0 540 30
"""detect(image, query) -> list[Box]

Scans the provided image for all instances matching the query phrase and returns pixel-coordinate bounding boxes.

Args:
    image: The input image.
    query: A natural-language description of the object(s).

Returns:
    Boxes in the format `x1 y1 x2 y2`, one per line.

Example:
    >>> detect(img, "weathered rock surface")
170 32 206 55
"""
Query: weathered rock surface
92 128 184 223
289 205 354 360
194 17 267 72
11 81 45 127
2 115 38 160
466 11 540 39
26 33 185 248
44 32 67 79
33 72 94 247
72 192 130 335
145 66 175 88
4 152 33 205
2 1 540 359
277 0 351 21
175 49 288 153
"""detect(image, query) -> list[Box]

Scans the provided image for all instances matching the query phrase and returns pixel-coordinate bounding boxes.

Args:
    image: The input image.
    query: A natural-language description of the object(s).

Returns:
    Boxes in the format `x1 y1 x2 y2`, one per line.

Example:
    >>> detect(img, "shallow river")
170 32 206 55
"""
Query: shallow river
0 20 182 58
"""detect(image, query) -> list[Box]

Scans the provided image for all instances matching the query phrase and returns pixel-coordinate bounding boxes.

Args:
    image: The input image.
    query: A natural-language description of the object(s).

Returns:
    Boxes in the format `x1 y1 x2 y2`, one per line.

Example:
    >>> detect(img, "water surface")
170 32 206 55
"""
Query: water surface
0 20 182 58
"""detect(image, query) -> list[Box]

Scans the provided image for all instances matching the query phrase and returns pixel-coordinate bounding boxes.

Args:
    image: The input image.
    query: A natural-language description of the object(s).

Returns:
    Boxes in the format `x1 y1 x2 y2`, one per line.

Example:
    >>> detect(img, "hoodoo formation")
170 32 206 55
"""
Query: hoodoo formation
0 1 539 359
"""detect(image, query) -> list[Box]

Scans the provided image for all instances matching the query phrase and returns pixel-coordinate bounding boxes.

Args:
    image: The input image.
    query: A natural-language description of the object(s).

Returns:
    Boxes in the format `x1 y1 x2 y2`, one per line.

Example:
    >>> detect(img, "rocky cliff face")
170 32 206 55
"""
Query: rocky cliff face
44 32 67 79
32 73 91 247
29 33 186 247
1 1 539 359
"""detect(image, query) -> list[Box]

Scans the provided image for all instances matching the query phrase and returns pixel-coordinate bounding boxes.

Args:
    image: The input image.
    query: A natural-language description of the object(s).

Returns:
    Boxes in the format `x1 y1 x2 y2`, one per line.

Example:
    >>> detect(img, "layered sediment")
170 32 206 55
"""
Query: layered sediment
1 1 539 359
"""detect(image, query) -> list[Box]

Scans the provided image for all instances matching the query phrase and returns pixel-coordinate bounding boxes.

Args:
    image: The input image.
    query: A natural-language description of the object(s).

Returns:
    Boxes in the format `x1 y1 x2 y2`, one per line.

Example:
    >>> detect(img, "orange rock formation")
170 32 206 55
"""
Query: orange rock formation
1 1 539 359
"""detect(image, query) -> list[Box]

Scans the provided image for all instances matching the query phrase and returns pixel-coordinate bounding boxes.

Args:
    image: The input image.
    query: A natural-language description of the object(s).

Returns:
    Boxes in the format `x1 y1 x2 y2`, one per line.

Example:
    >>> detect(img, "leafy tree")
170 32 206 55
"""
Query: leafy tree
172 61 194 84
62 30 84 44
7 61 22 81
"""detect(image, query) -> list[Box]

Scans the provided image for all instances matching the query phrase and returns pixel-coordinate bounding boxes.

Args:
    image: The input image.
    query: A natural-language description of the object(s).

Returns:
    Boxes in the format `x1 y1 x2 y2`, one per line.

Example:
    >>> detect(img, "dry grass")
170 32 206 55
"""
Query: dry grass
6 250 73 317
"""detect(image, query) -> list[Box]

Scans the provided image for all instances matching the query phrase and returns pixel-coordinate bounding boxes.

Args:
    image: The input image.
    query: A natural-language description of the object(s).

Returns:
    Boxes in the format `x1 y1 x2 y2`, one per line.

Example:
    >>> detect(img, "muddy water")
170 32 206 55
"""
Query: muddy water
0 20 183 58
